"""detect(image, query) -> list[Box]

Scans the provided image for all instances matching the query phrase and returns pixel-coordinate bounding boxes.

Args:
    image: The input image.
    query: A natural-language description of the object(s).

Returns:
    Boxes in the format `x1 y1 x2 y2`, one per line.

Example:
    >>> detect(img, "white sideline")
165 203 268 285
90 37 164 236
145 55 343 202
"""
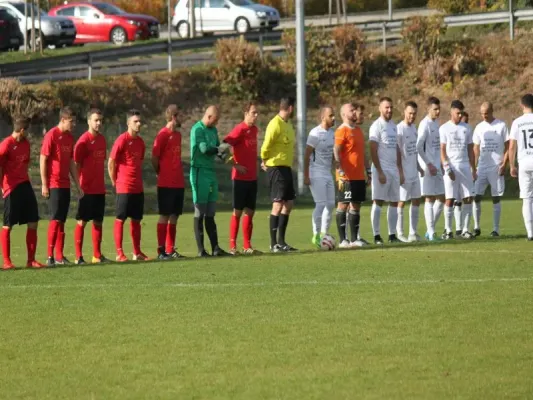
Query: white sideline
2 277 532 290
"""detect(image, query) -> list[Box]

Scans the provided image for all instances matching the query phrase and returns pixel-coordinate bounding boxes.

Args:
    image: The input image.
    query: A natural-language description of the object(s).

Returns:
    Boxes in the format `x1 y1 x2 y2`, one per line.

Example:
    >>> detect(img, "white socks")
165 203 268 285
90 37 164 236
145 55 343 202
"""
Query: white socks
321 203 334 234
493 202 501 233
444 205 454 234
409 205 419 236
433 200 444 225
424 201 435 236
387 206 398 235
312 203 326 235
371 203 382 236
522 198 533 238
397 207 404 236
462 203 472 233
454 204 463 232
473 201 481 230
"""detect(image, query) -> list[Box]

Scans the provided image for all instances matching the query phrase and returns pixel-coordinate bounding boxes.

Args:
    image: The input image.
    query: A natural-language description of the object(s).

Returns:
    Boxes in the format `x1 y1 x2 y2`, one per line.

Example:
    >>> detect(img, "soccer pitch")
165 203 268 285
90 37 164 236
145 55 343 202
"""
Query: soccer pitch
1 199 532 399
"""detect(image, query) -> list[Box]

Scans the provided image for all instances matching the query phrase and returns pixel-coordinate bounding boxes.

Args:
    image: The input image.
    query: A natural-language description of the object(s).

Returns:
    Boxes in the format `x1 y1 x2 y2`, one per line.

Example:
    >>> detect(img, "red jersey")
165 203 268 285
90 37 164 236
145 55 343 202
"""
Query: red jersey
223 122 258 181
152 127 184 188
110 132 145 194
74 131 107 195
0 136 31 198
41 126 74 189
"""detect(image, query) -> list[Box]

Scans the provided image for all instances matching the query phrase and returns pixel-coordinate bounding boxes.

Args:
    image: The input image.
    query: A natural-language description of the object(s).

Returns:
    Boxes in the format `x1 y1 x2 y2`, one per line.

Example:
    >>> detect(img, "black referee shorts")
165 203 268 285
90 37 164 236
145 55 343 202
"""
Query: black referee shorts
337 180 366 204
3 181 39 227
49 188 71 222
157 187 184 216
116 193 144 221
233 180 257 211
268 166 295 202
76 194 106 222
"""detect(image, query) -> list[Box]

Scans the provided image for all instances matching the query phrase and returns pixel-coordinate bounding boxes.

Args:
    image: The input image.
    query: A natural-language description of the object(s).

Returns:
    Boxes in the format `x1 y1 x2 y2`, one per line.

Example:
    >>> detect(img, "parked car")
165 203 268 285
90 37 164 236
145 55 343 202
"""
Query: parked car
49 1 160 45
172 0 280 38
0 8 21 51
0 1 76 48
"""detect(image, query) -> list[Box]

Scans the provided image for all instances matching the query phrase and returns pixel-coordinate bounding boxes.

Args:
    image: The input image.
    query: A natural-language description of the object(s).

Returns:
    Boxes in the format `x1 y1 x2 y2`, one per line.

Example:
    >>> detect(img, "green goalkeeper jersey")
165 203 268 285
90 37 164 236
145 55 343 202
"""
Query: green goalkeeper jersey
190 120 220 169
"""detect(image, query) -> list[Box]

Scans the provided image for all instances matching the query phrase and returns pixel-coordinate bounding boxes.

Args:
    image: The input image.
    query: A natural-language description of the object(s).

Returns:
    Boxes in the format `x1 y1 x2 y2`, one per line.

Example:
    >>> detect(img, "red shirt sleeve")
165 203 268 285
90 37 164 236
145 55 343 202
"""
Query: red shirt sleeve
110 136 124 161
224 125 243 146
0 141 8 168
141 139 145 161
152 133 167 158
73 137 87 164
41 131 53 157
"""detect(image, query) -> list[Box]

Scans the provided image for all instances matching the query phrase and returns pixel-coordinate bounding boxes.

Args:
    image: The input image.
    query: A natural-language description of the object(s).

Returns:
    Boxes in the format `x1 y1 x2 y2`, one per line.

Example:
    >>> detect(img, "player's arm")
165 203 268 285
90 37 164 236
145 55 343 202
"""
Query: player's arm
0 144 7 190
40 134 52 198
69 159 83 197
194 126 217 156
368 125 384 182
304 132 318 186
223 126 242 147
396 145 405 184
260 120 279 165
151 135 165 174
108 139 121 187
73 141 85 179
416 122 433 167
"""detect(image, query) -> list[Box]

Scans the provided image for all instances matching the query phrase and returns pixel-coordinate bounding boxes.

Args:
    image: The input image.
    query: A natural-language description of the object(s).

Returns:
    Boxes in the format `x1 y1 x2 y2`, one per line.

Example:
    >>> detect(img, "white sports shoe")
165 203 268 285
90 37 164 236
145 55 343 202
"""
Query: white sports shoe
339 240 351 249
408 234 421 242
397 234 409 243
461 231 475 240
350 240 367 248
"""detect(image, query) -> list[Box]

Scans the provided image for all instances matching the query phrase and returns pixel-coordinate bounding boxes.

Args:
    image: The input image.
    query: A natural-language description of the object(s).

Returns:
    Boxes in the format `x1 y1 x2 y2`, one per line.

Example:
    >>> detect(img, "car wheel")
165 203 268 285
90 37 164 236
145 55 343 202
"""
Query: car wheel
176 21 189 38
111 27 127 45
10 45 20 51
235 17 250 34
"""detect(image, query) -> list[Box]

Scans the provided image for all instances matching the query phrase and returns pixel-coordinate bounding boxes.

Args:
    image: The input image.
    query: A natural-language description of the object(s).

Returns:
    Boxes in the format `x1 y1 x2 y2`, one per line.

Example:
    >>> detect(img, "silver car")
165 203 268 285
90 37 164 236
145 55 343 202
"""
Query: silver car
172 0 280 38
0 1 76 48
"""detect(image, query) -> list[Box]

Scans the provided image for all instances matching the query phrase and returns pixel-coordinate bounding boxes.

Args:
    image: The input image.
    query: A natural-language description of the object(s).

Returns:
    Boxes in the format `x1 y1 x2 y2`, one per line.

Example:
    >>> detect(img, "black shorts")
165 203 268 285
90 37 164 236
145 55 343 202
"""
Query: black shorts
268 166 295 202
76 194 105 222
337 180 366 204
233 180 258 211
3 181 39 227
116 193 144 221
157 187 184 216
49 188 71 222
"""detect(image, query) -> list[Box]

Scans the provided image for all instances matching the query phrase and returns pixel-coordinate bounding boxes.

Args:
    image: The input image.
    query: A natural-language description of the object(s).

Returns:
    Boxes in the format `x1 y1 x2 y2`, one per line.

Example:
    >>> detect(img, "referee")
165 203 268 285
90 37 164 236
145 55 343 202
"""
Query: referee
261 97 297 252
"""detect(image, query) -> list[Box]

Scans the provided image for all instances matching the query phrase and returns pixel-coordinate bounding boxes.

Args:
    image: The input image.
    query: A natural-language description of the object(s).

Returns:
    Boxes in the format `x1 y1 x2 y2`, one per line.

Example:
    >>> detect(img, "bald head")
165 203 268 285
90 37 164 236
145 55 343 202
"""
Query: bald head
480 102 494 123
203 105 220 127
340 103 355 125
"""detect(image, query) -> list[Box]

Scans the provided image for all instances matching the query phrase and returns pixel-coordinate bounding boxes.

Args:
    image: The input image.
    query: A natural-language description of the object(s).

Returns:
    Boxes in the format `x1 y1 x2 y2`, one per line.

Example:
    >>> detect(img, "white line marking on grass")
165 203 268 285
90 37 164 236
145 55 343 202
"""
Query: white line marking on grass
2 277 533 290
382 248 533 254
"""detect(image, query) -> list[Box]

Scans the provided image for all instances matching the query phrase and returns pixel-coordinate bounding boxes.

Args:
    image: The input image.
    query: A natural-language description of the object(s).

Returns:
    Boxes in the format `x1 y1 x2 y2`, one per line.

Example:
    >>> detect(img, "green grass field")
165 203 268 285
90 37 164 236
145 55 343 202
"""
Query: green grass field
1 199 532 399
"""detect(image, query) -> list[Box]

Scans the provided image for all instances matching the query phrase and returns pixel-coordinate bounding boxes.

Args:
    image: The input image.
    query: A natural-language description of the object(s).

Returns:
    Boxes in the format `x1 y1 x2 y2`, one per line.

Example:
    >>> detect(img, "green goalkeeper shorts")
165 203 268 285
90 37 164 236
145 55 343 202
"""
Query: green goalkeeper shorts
190 167 218 204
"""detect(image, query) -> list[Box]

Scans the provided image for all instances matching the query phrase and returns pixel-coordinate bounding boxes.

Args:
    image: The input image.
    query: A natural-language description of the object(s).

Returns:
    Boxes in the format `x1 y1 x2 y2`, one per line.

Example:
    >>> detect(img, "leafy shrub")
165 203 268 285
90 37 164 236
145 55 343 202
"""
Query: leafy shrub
402 16 447 63
427 0 470 13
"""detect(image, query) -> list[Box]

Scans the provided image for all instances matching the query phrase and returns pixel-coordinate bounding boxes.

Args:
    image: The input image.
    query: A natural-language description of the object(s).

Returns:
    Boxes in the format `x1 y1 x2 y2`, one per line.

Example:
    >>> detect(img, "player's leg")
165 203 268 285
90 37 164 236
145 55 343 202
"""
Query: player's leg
309 175 327 247
74 195 90 265
386 172 401 243
191 168 208 255
320 178 335 237
348 180 367 247
473 171 487 236
370 170 386 244
46 189 61 265
1 225 13 270
336 179 350 247
230 180 245 253
114 194 128 262
156 187 171 258
278 167 296 251
54 188 71 264
397 181 410 242
408 179 422 242
490 172 504 237
519 170 533 240
241 180 258 253
23 183 44 268
130 193 147 260
91 194 107 263
267 167 282 251
453 201 463 236
443 174 457 239
459 165 475 238
421 173 438 240
204 174 227 256
1 190 15 269
166 188 184 258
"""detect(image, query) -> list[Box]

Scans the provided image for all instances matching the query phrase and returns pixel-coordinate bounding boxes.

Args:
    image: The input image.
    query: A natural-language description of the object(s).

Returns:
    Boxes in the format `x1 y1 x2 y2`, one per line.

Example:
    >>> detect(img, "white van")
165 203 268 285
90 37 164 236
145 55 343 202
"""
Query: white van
172 0 280 38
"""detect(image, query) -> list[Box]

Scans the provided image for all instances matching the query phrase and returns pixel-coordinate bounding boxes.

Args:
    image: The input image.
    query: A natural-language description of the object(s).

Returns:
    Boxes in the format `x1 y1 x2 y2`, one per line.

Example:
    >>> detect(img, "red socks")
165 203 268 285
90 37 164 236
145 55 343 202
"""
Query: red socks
2 228 10 263
166 223 176 254
242 214 253 249
47 220 59 258
92 223 103 258
26 228 37 262
157 223 167 252
74 224 84 260
131 221 141 255
229 215 240 249
114 219 124 256
55 222 65 260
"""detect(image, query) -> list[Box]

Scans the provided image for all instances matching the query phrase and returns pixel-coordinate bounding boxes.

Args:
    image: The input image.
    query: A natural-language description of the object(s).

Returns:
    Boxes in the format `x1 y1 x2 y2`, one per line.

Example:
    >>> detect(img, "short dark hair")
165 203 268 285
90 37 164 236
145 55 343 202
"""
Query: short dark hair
280 97 295 111
405 101 418 109
243 101 257 114
127 109 141 119
521 94 533 109
59 106 75 120
165 104 179 122
462 111 469 118
13 117 29 132
379 97 392 104
451 100 465 110
352 102 365 111
87 108 102 120
427 97 440 106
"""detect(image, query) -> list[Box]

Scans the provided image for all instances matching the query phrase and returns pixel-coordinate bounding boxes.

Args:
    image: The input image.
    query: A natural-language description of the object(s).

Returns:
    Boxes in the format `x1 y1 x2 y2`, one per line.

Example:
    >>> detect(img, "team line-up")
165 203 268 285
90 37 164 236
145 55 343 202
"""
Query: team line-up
1 95 532 270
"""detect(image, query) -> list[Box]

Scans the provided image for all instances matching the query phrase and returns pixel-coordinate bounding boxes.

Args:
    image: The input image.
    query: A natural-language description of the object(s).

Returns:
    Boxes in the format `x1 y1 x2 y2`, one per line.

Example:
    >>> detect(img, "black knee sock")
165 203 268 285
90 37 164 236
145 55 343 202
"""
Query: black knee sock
269 214 279 247
204 216 219 252
348 210 360 242
336 210 347 242
278 213 289 246
194 216 205 252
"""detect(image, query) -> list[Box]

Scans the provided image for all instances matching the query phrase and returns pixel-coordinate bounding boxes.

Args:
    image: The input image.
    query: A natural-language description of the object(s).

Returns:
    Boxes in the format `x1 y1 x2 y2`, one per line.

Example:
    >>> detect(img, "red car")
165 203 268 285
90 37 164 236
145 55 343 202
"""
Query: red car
49 2 159 45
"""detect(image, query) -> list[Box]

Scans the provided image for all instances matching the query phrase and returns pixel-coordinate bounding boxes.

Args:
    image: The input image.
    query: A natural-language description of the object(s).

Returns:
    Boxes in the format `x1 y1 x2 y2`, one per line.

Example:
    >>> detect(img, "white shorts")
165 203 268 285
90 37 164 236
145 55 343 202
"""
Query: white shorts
371 167 400 202
444 164 475 200
309 174 335 205
475 168 505 197
519 169 533 199
400 179 422 202
420 170 444 196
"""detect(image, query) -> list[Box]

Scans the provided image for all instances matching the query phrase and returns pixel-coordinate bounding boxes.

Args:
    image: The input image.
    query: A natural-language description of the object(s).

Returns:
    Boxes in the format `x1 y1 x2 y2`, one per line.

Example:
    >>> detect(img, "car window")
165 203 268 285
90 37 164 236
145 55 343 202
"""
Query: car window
0 6 17 19
186 0 207 7
57 7 75 16
77 6 94 18
209 0 226 7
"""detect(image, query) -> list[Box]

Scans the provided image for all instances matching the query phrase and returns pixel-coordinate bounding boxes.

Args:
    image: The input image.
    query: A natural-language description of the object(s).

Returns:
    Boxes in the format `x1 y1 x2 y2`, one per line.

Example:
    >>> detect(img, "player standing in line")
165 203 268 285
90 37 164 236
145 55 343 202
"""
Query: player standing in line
440 100 476 239
108 109 149 262
509 94 533 241
304 106 336 247
334 103 371 248
73 108 108 265
416 97 445 241
472 102 509 237
453 110 471 235
369 97 405 245
40 107 83 266
261 97 297 252
223 102 261 255
190 105 229 257
151 105 185 260
396 101 424 242
0 117 46 269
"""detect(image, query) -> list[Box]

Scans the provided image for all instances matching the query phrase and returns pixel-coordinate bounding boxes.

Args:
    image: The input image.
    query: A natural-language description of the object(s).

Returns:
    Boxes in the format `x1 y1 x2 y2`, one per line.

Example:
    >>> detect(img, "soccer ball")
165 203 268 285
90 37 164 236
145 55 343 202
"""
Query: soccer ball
216 143 231 162
320 234 336 251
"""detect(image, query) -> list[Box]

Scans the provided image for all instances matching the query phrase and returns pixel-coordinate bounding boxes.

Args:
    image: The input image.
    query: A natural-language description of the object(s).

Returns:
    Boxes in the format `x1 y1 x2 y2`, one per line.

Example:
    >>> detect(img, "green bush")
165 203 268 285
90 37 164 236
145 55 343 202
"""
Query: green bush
427 0 470 13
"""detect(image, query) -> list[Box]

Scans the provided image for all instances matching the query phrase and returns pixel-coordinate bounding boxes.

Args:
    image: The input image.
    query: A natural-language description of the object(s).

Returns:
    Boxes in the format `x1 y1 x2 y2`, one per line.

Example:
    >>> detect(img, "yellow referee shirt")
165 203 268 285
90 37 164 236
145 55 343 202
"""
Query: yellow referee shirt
260 115 295 167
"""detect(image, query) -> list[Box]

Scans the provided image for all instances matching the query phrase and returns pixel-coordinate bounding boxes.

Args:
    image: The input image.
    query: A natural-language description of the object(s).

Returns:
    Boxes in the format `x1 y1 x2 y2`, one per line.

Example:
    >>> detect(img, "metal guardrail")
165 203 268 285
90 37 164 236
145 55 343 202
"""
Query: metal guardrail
2 8 533 81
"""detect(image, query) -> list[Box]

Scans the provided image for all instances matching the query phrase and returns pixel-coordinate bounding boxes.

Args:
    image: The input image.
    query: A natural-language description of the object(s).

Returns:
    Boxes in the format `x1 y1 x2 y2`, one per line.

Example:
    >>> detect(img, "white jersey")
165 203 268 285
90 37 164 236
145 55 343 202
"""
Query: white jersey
473 119 509 171
369 117 398 172
417 116 441 170
397 121 419 182
440 121 473 166
306 125 334 175
510 113 533 171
